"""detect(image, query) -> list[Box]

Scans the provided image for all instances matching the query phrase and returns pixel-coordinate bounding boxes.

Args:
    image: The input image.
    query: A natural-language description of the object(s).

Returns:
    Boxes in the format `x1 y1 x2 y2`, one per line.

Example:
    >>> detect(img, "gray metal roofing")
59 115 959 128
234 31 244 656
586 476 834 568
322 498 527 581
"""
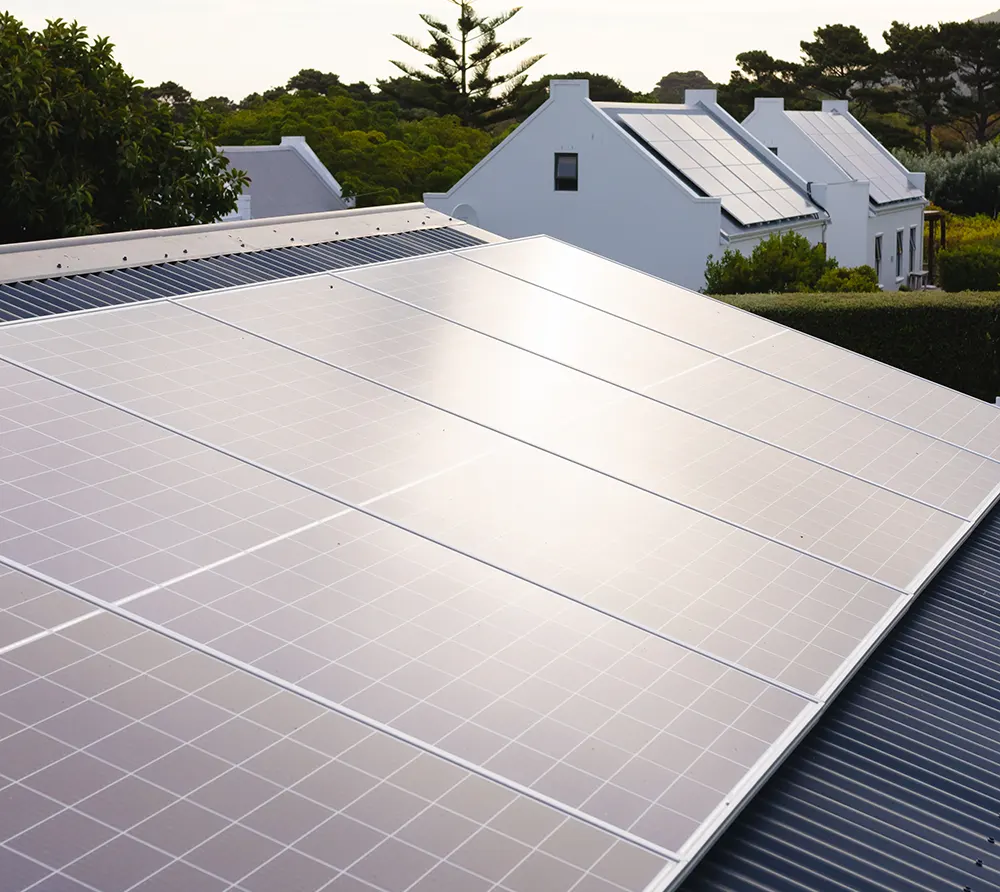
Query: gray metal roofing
0 226 485 322
678 500 1000 892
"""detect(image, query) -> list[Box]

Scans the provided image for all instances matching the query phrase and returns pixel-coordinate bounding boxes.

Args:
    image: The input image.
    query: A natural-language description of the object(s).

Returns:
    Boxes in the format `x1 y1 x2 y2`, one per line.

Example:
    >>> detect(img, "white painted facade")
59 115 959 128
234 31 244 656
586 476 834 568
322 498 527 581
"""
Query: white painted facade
744 99 928 291
425 81 828 291
220 136 355 221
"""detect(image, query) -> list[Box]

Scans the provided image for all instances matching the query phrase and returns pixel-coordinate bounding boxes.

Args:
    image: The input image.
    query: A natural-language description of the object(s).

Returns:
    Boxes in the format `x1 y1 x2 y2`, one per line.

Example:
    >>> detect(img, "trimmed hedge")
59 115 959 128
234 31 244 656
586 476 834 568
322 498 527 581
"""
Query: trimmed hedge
939 243 1000 291
716 291 1000 402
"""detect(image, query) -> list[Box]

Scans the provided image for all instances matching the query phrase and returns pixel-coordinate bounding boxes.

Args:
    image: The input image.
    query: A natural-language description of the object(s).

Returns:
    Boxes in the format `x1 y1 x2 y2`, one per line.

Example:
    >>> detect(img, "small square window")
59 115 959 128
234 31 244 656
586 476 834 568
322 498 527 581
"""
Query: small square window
554 153 578 191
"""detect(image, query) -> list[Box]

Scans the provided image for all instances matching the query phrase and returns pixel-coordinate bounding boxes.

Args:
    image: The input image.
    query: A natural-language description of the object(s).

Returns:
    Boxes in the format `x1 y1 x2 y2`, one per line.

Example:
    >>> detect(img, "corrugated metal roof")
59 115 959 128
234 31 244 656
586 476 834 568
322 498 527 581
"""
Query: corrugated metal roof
678 502 1000 892
0 226 485 322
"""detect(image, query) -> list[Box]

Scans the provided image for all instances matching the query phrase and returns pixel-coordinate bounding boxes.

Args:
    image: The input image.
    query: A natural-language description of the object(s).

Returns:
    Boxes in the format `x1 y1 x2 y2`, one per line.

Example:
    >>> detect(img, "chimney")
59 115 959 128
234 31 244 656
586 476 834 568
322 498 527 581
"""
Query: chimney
549 80 590 100
821 99 850 115
754 97 785 111
685 88 718 106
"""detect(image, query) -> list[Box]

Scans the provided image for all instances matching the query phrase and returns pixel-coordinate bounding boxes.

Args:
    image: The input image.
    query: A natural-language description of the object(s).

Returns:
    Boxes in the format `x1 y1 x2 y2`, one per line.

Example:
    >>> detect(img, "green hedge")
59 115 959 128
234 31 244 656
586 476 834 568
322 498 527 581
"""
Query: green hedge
938 243 1000 292
716 291 1000 402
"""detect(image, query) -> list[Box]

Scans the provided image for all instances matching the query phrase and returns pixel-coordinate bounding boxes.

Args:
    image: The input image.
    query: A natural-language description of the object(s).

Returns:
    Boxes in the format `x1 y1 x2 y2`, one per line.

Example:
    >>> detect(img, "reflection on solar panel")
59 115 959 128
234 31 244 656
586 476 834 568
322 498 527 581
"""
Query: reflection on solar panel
1 234 998 892
0 227 485 323
617 111 820 226
789 112 923 204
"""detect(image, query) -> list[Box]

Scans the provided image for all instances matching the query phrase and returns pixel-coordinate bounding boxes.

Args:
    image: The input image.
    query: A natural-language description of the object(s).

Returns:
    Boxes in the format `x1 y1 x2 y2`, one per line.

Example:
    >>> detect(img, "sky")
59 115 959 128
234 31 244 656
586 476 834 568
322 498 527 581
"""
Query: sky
5 0 996 100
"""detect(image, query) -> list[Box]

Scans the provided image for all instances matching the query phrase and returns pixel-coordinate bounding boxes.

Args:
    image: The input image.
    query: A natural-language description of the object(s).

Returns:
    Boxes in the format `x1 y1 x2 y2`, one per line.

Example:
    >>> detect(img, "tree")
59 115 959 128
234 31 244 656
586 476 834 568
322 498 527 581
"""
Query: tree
510 71 635 118
717 51 804 119
286 68 342 94
655 71 716 103
390 0 544 124
146 80 194 123
0 15 247 243
880 22 955 150
797 24 882 101
896 143 1000 218
940 21 1000 143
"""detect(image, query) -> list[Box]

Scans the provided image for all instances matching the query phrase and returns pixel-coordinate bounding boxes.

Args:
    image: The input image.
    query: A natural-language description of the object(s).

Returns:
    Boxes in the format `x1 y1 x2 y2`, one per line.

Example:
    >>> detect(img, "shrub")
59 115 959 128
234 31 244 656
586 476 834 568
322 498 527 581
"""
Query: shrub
814 265 879 293
716 290 1000 402
939 213 1000 249
704 231 836 295
938 243 1000 291
896 144 1000 218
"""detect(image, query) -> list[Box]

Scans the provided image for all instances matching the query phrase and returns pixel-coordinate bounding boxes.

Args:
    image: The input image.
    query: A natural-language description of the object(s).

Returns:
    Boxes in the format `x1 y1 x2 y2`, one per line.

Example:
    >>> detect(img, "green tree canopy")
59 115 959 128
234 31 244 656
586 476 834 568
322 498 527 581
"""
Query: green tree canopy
880 22 955 150
797 24 882 101
654 71 716 103
717 51 805 119
940 21 1000 143
510 71 636 117
0 14 246 244
389 0 543 124
215 90 493 205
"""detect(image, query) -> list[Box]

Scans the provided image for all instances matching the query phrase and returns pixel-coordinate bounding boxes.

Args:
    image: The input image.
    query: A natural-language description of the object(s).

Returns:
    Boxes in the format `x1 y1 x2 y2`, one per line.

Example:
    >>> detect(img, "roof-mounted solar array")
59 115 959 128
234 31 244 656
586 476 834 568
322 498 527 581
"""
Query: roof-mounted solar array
0 226 485 323
788 111 923 204
617 111 820 226
1 234 998 892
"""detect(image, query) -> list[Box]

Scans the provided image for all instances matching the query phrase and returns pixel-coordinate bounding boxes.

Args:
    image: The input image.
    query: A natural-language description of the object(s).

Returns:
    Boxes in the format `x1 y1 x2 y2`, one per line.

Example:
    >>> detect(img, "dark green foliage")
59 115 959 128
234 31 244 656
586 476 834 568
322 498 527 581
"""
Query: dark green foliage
655 71 716 103
704 232 836 295
798 24 882 101
214 90 492 205
717 290 1000 401
896 144 1000 218
814 265 879 292
939 21 1000 143
938 243 1000 291
717 51 805 119
0 14 247 244
390 0 543 124
510 72 636 117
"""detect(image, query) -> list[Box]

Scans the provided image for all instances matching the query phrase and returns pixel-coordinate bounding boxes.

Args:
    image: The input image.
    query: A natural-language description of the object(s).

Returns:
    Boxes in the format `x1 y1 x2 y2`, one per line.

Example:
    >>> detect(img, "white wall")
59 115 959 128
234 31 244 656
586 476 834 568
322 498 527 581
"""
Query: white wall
808 181 870 268
869 205 924 289
425 81 723 290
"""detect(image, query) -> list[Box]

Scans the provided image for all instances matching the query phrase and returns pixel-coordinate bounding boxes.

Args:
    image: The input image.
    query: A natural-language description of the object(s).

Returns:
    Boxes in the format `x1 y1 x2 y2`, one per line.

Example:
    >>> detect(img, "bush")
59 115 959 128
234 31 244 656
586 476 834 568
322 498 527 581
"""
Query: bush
939 213 1000 249
715 290 1000 401
938 243 1000 291
896 144 1000 218
704 231 836 295
814 265 879 293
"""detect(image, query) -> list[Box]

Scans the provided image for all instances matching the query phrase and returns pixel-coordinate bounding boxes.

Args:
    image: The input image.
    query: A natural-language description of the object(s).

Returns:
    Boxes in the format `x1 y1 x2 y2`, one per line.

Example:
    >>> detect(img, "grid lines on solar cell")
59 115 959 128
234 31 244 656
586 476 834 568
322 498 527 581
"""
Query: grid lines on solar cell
0 298 930 682
0 580 668 892
0 227 486 323
336 254 1000 521
789 112 922 204
119 509 810 853
617 111 819 226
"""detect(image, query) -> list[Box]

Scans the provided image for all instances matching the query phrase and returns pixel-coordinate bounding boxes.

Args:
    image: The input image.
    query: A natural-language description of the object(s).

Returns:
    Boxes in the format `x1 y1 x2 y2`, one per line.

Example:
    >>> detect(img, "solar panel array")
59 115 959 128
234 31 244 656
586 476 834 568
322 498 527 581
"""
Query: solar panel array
0 227 485 323
788 112 924 204
2 234 999 892
617 111 820 226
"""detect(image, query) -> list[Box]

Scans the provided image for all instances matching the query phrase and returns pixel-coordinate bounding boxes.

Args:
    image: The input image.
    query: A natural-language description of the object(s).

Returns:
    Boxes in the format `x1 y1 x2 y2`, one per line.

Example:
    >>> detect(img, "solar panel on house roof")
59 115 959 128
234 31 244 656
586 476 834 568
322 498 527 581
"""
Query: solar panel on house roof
1 234 999 892
617 111 820 226
0 227 486 323
788 112 923 204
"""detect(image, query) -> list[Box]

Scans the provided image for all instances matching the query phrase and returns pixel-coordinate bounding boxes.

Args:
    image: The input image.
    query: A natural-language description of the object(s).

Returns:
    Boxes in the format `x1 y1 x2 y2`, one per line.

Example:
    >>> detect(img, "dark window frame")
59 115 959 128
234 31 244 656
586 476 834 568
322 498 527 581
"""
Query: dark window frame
554 153 579 191
909 225 917 273
874 233 883 277
895 229 904 278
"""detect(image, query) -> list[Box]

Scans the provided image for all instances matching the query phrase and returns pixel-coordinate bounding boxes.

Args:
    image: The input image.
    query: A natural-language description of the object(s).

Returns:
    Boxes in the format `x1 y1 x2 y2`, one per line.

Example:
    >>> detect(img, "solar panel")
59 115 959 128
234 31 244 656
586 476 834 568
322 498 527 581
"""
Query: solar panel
0 565 666 892
0 227 486 323
789 112 923 204
1 234 998 892
617 111 820 226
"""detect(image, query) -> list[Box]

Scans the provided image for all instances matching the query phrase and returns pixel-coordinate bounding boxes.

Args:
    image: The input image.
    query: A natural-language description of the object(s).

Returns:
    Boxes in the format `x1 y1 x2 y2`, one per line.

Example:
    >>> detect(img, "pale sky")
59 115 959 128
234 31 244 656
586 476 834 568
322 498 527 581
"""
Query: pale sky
5 0 995 100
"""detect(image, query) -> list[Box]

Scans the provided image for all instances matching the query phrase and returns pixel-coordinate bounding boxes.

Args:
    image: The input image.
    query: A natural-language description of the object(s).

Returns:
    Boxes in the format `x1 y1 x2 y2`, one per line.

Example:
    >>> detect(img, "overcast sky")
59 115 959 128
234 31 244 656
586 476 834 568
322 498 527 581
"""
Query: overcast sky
6 1 995 99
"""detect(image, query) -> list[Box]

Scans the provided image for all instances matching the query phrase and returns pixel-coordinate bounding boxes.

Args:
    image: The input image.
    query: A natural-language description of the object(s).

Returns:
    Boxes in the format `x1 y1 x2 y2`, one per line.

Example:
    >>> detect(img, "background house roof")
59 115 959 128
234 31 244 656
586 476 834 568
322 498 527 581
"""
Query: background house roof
220 135 354 219
786 108 924 205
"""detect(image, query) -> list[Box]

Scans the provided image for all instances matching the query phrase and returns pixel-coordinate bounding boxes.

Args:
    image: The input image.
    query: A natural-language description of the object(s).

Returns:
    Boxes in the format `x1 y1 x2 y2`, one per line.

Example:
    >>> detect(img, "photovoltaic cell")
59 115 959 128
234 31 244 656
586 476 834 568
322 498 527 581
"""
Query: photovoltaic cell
337 253 1000 520
0 227 485 323
617 111 820 226
0 572 668 892
789 111 923 204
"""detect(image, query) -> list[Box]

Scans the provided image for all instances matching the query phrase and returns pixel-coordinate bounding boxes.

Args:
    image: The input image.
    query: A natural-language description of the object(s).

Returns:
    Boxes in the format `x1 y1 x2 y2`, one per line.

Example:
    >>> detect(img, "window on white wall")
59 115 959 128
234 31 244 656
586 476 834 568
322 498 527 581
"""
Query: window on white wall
554 153 578 191
895 229 904 278
909 225 917 273
875 234 883 277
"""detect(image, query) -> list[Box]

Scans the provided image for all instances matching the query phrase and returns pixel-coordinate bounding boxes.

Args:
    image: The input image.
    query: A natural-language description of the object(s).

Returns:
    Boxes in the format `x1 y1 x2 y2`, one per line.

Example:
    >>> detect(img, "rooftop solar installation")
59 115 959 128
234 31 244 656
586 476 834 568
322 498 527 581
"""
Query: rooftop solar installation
0 227 486 323
2 234 999 892
787 111 923 205
616 111 820 227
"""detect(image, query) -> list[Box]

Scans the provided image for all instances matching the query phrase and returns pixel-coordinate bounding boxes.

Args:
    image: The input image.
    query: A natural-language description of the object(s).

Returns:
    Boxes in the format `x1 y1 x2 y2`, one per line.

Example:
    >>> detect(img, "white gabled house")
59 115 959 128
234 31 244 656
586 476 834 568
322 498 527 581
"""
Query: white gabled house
425 80 842 291
220 136 355 221
743 98 928 290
